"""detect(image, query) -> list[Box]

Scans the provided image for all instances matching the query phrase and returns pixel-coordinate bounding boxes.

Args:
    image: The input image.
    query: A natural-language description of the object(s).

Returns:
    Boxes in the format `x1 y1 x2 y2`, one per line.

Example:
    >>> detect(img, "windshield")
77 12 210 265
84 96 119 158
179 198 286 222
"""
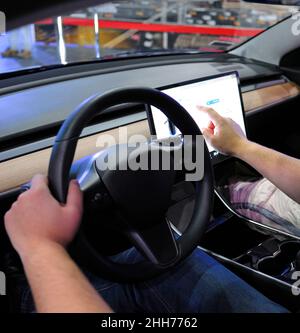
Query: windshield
0 0 298 74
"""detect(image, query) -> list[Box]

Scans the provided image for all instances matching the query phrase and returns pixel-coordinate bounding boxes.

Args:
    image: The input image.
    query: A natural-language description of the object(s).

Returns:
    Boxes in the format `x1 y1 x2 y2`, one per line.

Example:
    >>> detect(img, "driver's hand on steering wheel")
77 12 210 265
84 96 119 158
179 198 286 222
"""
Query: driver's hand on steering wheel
197 106 247 156
4 174 83 259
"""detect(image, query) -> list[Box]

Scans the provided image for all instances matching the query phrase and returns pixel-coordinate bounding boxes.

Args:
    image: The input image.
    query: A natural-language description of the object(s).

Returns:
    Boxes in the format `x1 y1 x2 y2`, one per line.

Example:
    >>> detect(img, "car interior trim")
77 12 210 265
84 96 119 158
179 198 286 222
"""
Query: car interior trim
0 111 146 163
0 120 150 192
170 221 294 290
0 81 299 193
214 190 300 241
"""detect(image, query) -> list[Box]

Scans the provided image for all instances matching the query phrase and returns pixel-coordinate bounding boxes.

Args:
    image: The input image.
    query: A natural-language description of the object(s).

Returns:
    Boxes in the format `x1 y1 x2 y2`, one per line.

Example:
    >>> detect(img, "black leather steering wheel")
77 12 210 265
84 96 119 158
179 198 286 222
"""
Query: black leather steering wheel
48 87 214 282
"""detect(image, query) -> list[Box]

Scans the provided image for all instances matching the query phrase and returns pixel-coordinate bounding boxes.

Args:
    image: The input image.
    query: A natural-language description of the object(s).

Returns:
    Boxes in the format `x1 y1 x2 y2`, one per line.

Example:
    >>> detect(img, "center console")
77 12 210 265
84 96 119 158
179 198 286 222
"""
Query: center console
199 210 300 311
167 157 300 312
146 70 300 311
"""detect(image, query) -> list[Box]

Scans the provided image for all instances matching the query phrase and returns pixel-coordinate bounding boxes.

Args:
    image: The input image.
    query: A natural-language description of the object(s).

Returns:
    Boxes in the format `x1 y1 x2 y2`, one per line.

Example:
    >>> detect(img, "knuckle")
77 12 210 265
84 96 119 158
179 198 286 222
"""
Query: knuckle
11 201 18 210
29 187 41 197
18 191 28 201
17 190 34 204
4 210 11 221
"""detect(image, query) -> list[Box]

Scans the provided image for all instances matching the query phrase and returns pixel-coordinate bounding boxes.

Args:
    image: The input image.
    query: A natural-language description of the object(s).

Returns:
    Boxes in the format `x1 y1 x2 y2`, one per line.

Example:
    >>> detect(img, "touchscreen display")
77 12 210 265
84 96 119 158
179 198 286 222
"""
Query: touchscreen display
149 72 246 154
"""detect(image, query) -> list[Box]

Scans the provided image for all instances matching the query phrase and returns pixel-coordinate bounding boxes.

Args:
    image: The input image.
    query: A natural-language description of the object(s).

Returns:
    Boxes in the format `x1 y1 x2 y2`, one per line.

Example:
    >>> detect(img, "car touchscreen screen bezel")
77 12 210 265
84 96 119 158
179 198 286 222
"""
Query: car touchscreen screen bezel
146 71 247 161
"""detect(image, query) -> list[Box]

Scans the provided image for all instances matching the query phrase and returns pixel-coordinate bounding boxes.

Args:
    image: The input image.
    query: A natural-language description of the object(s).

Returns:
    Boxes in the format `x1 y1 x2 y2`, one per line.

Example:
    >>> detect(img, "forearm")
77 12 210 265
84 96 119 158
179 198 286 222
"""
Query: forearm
234 140 300 204
20 243 113 313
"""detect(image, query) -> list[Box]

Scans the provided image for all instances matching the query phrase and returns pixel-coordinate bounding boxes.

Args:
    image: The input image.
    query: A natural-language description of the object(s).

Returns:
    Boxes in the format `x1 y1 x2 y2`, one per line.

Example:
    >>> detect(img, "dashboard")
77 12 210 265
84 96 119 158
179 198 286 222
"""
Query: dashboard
0 53 287 143
0 53 299 193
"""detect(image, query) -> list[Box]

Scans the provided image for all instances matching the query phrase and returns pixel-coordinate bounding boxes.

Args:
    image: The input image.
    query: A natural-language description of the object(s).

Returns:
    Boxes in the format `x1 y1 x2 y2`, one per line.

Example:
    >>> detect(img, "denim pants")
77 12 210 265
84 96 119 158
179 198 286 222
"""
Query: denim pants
19 246 288 313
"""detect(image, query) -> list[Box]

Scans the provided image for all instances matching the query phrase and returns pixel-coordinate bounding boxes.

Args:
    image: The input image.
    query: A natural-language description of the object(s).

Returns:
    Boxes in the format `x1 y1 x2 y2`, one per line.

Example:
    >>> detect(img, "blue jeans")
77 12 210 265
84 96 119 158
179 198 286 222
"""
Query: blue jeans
19 247 288 313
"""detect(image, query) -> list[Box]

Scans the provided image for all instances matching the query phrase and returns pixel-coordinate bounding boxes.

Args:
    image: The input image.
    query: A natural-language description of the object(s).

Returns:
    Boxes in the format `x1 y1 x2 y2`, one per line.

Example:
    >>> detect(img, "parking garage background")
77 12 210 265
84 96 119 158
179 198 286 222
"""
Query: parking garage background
0 0 295 73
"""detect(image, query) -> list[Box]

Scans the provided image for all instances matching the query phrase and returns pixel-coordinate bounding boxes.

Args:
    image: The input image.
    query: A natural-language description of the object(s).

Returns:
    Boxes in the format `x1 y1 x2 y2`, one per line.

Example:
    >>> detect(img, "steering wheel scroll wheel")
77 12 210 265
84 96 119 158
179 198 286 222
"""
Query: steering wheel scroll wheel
48 87 214 282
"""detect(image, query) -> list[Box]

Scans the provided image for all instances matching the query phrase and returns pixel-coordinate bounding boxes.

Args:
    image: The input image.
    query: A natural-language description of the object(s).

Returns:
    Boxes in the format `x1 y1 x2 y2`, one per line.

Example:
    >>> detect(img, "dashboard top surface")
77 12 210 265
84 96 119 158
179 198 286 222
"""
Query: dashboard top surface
0 53 281 143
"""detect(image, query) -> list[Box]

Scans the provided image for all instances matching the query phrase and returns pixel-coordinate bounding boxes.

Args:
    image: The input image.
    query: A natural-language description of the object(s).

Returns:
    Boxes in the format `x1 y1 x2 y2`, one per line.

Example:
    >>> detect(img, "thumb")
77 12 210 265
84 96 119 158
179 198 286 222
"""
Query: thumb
30 174 49 192
201 127 214 143
66 180 83 214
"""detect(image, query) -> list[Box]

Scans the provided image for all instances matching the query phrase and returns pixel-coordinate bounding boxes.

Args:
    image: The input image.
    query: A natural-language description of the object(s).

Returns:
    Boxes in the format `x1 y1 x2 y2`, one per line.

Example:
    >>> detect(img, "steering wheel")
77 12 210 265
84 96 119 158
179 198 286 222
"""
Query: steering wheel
48 87 214 282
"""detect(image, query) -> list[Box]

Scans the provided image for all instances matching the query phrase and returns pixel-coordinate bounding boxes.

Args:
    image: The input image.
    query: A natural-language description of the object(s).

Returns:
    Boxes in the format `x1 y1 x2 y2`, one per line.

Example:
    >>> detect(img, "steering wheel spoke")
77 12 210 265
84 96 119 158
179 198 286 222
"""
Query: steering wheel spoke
126 219 179 267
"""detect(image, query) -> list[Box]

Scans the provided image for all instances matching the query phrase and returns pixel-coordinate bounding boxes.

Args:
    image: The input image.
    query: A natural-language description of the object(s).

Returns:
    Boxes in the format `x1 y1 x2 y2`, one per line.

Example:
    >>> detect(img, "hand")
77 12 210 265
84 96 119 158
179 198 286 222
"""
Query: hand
4 175 83 258
197 106 247 156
